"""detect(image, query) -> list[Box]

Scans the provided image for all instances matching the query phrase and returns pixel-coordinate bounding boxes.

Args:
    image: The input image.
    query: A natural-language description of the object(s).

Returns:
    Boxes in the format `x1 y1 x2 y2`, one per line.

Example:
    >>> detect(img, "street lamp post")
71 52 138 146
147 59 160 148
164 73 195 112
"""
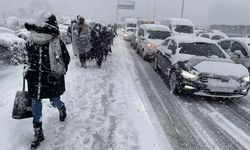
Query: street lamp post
181 0 185 18
153 0 156 21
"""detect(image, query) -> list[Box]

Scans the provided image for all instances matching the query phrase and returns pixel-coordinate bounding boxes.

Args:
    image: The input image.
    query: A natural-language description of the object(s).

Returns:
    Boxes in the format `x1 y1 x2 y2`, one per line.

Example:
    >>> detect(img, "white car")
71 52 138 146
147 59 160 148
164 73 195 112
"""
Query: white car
137 24 171 60
0 27 26 64
123 28 135 41
218 38 250 70
154 35 250 98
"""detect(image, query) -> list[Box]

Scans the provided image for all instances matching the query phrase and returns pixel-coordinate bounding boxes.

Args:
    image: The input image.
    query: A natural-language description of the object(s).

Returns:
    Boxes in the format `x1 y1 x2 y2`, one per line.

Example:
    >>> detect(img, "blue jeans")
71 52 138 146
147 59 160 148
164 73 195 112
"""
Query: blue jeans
32 97 64 123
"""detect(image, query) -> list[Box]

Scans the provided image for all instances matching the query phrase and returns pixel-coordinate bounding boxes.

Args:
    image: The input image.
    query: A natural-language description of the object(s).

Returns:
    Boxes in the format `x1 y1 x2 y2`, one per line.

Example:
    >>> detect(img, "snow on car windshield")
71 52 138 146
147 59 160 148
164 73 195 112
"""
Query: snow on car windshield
127 28 135 32
175 25 193 34
179 42 226 58
147 30 171 40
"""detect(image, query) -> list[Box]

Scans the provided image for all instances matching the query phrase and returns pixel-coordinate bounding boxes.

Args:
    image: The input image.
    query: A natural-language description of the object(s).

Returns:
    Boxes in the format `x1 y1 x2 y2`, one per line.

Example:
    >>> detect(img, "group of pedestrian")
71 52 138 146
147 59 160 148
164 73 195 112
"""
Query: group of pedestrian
21 11 118 150
70 15 117 68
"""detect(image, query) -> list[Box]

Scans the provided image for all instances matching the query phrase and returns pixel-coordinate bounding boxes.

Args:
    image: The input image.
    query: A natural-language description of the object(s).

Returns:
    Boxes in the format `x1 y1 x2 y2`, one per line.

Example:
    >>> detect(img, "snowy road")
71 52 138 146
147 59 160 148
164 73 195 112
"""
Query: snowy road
1 36 250 150
0 37 170 150
124 39 250 150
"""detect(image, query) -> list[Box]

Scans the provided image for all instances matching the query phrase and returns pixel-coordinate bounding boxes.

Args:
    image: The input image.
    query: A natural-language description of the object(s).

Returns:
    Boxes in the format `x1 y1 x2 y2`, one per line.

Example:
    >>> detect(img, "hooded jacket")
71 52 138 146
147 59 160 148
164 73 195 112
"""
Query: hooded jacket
75 16 92 54
25 13 70 99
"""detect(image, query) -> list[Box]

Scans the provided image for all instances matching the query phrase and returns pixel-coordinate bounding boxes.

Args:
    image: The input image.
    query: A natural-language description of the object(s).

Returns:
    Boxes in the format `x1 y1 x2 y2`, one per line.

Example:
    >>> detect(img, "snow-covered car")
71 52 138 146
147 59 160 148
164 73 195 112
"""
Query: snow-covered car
0 27 26 64
137 24 171 60
123 28 135 41
154 35 250 98
199 30 228 41
160 18 194 35
16 29 30 41
218 38 250 71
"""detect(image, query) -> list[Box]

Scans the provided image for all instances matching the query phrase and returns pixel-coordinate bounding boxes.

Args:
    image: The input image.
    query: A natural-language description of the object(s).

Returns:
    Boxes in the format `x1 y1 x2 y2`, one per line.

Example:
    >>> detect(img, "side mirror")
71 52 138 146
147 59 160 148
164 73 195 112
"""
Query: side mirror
233 50 244 58
140 36 146 40
164 49 172 57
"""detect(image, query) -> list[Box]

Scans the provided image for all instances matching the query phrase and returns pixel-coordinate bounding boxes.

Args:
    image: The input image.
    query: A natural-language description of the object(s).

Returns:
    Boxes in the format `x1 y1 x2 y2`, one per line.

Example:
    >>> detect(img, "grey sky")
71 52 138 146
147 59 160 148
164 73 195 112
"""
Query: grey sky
1 0 250 26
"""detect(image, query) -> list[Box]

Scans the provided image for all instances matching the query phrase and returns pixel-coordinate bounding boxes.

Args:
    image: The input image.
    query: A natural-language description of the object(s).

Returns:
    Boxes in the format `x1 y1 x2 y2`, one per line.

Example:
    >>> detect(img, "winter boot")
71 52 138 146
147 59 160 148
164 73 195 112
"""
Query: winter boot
31 123 44 150
59 105 67 122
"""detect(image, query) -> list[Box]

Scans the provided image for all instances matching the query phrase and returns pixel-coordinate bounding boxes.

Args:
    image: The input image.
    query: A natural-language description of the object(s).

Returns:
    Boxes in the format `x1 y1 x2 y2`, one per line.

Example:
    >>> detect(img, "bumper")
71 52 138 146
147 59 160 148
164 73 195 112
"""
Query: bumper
143 50 156 60
181 79 249 98
123 35 132 41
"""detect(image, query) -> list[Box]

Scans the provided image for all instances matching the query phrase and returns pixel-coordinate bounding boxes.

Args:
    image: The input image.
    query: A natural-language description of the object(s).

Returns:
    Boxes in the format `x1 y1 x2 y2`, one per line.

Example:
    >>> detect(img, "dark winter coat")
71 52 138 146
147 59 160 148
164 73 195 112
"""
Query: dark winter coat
25 40 70 99
90 25 102 50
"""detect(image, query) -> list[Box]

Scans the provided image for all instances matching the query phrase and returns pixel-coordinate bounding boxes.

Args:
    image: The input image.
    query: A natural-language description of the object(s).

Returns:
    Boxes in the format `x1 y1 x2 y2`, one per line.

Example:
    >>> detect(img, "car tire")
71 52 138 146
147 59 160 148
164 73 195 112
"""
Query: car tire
154 56 160 71
169 71 181 95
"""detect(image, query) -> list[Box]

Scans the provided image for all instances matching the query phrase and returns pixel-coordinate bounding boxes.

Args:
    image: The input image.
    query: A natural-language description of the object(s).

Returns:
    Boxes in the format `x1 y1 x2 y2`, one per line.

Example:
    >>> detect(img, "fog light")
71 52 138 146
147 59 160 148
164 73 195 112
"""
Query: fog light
242 88 248 93
184 85 195 90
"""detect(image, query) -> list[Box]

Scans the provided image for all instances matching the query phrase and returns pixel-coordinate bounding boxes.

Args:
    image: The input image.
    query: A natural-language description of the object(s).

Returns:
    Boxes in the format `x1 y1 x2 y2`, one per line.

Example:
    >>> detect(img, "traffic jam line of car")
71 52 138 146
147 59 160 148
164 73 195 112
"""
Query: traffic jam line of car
125 37 250 149
123 18 250 99
121 17 250 149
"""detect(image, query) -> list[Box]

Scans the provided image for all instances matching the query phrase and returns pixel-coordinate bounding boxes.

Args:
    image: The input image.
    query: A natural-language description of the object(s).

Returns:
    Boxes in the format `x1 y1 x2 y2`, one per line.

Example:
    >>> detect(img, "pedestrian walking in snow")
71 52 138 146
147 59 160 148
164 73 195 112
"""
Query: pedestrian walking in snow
75 16 92 68
23 12 70 150
90 23 103 68
72 16 79 57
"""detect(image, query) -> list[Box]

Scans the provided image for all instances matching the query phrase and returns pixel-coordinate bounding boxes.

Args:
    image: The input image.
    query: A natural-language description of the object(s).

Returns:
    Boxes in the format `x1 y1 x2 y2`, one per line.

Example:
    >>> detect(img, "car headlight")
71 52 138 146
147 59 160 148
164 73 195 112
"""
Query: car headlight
242 76 250 82
181 70 198 80
147 43 157 49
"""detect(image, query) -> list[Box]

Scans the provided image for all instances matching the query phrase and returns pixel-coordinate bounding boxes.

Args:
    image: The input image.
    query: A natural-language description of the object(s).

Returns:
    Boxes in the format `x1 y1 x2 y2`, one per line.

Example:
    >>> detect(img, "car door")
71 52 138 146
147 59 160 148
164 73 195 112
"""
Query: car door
137 28 144 51
162 40 177 75
229 41 250 68
157 39 170 69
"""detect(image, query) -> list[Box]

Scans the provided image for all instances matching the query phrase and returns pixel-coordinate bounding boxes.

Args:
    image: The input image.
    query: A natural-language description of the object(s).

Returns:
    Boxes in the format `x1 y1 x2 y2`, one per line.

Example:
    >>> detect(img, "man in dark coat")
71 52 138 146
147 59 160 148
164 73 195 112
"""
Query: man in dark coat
24 12 70 150
90 23 103 67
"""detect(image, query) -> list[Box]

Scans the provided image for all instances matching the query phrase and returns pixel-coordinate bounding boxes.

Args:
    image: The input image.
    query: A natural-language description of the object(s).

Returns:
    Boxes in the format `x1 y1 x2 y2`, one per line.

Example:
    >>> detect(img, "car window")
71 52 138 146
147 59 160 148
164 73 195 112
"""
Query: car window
138 29 144 37
200 34 209 39
161 39 170 46
168 40 177 54
230 42 248 57
179 42 226 58
218 41 231 50
211 35 223 40
147 30 171 40
175 25 193 34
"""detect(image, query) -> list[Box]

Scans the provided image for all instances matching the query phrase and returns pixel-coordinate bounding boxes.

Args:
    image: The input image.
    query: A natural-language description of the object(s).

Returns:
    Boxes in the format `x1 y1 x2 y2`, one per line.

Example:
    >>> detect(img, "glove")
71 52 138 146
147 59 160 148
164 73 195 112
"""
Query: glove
24 23 36 31
22 64 30 78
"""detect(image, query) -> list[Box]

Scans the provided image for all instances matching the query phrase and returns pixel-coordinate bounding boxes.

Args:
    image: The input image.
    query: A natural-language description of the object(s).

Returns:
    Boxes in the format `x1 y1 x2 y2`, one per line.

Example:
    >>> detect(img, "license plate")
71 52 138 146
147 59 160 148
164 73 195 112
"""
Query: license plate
210 87 234 93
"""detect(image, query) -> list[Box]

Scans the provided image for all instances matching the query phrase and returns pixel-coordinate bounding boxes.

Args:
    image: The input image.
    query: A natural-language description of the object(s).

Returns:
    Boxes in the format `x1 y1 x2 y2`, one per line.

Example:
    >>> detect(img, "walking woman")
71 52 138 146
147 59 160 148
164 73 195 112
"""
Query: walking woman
76 16 92 68
24 12 70 149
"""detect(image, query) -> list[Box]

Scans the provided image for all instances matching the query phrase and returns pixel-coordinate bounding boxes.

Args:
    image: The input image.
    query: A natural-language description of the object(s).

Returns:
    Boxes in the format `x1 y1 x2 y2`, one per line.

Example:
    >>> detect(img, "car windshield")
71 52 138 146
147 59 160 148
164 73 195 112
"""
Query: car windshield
127 23 136 28
147 30 171 40
179 42 226 58
175 25 193 34
127 29 135 32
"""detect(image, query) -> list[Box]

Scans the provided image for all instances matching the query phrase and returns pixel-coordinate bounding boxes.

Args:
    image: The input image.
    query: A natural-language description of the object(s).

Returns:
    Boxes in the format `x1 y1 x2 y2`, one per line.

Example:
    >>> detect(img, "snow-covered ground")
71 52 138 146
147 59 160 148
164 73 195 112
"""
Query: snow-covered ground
0 37 171 150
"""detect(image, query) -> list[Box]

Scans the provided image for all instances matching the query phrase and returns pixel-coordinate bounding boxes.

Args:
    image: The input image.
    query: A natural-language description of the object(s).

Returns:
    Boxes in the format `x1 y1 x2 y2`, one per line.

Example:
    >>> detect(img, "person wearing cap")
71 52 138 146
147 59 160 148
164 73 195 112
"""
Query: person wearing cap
23 12 70 149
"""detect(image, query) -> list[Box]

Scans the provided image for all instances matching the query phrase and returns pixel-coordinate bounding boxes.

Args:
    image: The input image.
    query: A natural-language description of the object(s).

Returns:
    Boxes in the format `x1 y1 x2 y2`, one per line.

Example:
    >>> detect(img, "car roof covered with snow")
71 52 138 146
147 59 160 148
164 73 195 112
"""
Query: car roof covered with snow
0 27 25 47
165 18 193 26
222 37 250 45
139 24 170 32
169 35 216 44
0 27 15 35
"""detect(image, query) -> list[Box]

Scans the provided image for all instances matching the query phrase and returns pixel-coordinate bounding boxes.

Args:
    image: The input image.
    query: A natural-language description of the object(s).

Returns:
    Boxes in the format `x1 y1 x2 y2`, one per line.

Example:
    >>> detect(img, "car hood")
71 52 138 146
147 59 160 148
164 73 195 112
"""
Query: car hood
193 60 248 78
147 39 164 46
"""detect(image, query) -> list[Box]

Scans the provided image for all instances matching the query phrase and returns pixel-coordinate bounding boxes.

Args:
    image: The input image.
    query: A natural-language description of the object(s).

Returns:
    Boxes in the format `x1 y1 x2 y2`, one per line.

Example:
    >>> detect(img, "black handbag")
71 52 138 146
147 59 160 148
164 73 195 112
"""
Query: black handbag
12 78 33 119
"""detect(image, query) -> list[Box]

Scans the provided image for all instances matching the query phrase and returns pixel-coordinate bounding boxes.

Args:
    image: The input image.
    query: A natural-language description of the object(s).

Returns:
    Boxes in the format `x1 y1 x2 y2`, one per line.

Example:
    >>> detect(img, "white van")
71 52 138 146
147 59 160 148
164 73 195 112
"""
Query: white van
160 18 194 35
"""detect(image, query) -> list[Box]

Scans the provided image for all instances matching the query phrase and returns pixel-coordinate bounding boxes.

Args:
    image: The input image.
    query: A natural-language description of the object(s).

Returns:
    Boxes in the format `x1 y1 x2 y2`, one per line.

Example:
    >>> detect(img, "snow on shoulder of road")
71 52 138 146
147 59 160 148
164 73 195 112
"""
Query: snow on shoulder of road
0 36 171 150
